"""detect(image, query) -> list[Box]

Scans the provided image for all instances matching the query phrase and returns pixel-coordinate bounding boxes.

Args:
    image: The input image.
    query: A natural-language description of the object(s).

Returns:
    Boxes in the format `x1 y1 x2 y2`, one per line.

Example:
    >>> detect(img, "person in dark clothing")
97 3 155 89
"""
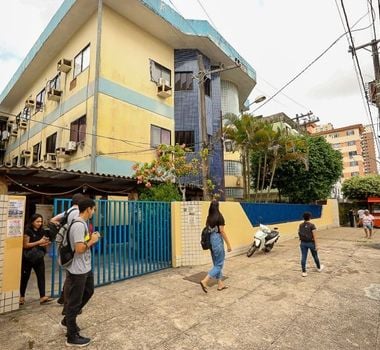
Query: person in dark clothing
348 209 355 227
298 212 324 277
19 214 52 305
200 200 232 293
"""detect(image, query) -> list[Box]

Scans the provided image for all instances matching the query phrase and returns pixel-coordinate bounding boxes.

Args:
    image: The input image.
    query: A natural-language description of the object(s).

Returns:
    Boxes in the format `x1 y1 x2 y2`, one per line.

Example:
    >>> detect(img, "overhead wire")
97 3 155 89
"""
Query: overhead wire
339 0 380 155
250 10 375 113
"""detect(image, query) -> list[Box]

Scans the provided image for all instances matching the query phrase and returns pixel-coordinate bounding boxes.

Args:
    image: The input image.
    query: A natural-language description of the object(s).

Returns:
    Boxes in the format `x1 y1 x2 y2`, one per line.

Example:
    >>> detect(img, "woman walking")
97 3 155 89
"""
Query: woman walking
19 214 52 305
362 209 375 239
200 200 232 293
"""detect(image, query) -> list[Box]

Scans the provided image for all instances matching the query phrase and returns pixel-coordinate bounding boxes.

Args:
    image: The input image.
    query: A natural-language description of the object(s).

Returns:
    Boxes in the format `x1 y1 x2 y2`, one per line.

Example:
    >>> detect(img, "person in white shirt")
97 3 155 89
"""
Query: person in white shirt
362 209 375 239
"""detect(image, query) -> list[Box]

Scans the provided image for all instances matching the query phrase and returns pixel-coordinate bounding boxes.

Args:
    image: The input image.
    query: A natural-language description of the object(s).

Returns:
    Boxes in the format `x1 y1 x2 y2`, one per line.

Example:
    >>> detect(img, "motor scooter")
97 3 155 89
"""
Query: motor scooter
247 224 280 257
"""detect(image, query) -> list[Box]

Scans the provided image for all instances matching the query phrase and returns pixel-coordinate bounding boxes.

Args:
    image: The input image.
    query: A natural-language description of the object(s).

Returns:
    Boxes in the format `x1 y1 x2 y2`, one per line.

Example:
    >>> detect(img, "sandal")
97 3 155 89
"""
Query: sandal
19 297 25 305
40 297 53 305
199 281 208 294
217 286 229 291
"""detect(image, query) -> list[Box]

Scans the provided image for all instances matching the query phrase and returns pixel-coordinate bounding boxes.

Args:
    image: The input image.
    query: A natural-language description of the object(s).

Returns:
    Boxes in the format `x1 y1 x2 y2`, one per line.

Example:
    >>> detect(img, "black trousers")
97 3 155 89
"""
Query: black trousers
64 270 94 338
20 257 46 298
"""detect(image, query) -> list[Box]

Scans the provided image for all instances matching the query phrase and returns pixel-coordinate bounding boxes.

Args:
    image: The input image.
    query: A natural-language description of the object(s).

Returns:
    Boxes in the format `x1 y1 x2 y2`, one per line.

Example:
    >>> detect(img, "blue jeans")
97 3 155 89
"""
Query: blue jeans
300 241 321 272
208 232 225 280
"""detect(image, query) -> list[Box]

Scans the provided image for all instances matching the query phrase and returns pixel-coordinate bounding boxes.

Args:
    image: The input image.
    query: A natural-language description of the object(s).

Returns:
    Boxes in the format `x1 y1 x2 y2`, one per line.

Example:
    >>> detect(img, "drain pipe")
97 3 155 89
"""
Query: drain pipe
91 0 103 173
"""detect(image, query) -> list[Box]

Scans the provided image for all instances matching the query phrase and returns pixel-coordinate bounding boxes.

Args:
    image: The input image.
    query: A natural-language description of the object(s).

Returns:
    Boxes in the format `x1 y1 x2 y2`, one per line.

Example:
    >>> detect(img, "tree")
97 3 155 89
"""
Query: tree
133 144 199 201
138 182 182 201
274 136 343 203
342 175 380 200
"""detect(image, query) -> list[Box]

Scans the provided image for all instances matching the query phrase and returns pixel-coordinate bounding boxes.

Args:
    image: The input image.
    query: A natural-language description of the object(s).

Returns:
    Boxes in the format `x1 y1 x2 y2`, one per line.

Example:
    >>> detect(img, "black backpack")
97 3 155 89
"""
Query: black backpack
201 226 218 250
48 207 78 241
298 222 314 242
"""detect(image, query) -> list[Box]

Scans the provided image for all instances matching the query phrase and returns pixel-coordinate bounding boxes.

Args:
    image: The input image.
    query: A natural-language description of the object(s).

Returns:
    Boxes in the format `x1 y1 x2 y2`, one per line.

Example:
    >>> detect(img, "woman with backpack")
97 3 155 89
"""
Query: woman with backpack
19 214 53 305
200 200 232 293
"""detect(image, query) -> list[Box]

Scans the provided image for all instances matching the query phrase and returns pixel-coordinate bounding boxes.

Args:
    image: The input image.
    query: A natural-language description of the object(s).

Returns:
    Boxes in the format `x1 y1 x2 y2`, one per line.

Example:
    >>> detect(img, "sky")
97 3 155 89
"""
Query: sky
0 0 378 129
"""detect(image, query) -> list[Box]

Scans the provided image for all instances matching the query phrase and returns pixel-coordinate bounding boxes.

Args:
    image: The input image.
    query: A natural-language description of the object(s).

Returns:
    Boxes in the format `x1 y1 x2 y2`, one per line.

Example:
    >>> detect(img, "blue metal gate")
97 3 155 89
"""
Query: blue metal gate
50 199 172 296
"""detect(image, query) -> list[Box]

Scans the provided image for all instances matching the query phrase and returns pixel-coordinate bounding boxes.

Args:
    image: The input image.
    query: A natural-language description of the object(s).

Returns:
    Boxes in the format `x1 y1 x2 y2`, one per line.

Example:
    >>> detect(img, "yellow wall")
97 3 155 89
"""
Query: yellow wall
6 13 98 166
172 199 339 267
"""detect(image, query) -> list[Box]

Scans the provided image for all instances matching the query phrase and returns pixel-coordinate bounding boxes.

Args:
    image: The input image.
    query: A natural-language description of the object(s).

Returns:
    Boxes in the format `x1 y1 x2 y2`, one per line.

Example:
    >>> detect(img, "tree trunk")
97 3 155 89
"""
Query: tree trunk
266 157 278 202
241 152 247 200
254 154 262 202
260 152 268 202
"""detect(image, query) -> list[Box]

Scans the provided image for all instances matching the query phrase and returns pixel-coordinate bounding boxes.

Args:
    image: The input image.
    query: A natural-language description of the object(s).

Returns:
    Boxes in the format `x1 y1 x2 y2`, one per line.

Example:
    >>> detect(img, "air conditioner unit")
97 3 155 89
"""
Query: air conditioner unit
1 130 9 141
66 141 77 153
10 129 18 137
25 99 35 108
56 147 68 158
21 150 31 158
47 88 62 102
44 153 57 163
4 161 12 167
7 116 16 125
157 78 172 98
19 120 28 129
57 58 72 73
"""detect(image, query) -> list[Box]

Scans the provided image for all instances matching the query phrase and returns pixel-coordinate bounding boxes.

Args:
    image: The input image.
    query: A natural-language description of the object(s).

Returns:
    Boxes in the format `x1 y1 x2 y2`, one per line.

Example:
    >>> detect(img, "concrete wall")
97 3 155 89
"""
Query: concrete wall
171 199 339 267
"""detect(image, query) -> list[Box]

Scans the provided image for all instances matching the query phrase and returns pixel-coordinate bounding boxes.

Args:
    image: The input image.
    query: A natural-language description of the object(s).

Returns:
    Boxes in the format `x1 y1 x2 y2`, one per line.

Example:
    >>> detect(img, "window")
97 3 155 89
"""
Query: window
349 161 358 166
12 156 18 166
348 151 357 158
204 77 211 97
331 133 338 138
224 140 234 152
332 143 340 149
174 72 193 91
150 60 171 86
33 143 41 163
351 172 359 177
347 141 355 146
46 132 57 154
346 130 355 136
74 45 90 78
20 156 27 166
175 130 194 150
70 115 86 143
21 107 31 120
50 73 61 90
224 161 242 176
36 89 45 110
151 125 171 147
225 187 243 199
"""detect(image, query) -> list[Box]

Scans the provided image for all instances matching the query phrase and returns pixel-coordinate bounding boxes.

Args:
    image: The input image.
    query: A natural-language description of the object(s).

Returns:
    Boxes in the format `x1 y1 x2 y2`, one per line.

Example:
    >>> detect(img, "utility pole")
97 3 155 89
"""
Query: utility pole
349 39 380 134
197 54 242 200
292 111 319 132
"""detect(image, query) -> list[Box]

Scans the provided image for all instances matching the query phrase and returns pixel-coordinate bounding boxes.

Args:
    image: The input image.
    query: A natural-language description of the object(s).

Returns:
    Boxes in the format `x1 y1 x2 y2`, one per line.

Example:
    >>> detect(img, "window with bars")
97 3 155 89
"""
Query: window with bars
348 151 358 158
70 116 86 143
46 132 57 154
175 130 194 150
36 88 45 110
174 72 193 91
346 130 355 136
50 73 61 90
74 45 90 78
204 77 211 97
347 141 355 146
151 125 171 148
225 187 243 199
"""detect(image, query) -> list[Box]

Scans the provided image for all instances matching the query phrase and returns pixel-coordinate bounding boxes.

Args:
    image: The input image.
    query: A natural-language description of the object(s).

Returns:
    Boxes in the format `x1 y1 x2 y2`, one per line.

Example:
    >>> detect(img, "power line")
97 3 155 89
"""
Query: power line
250 11 375 113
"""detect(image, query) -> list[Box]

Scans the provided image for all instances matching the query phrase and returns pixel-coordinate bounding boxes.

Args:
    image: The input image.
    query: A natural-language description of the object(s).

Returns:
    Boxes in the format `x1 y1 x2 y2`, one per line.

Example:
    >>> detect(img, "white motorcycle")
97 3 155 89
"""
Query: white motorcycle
247 224 280 257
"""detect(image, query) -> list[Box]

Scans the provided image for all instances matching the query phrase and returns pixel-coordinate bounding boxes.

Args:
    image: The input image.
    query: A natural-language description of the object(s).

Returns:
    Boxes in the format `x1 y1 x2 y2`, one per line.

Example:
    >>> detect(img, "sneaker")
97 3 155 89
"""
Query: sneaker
66 334 90 347
60 319 80 333
302 272 307 277
317 264 325 272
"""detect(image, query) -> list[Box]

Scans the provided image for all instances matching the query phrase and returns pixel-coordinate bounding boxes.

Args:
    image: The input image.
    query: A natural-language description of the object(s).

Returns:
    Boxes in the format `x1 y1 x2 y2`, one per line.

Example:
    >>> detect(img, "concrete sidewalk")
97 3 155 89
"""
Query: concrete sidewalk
0 227 379 350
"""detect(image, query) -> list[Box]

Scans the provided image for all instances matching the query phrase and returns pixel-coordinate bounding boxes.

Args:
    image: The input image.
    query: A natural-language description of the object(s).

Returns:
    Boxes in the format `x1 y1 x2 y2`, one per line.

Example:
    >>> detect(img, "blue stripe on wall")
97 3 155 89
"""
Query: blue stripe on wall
99 78 174 119
240 202 322 226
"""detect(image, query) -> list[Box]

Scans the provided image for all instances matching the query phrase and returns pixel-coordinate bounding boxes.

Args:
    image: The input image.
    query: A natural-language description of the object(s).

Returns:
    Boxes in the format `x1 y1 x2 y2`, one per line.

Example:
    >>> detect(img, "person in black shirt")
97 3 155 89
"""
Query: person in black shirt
19 214 52 305
200 200 232 293
298 212 324 277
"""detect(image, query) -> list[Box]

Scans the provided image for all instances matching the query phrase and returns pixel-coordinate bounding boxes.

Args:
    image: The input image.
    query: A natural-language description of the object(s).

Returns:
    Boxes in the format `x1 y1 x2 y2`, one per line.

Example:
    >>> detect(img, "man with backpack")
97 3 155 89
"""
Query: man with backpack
50 193 84 305
60 198 100 347
298 212 324 277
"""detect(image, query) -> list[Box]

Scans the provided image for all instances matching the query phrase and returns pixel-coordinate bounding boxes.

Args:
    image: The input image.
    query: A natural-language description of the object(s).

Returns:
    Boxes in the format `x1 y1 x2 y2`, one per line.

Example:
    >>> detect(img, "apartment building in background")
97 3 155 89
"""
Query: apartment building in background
314 123 378 180
0 0 256 198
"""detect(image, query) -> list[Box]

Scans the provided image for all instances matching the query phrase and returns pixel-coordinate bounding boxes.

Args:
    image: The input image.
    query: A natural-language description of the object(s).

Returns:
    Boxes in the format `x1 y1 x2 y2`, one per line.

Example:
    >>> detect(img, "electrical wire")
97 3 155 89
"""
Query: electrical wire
250 11 375 113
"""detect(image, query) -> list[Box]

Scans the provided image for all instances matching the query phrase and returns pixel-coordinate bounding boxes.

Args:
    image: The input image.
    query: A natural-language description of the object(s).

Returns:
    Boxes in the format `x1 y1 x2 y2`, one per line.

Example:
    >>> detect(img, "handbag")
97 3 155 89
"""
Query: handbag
23 247 45 264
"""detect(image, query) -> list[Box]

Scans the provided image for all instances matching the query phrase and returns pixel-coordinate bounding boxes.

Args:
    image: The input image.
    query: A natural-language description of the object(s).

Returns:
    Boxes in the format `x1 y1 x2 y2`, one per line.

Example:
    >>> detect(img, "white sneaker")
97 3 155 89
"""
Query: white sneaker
302 272 307 277
317 265 324 272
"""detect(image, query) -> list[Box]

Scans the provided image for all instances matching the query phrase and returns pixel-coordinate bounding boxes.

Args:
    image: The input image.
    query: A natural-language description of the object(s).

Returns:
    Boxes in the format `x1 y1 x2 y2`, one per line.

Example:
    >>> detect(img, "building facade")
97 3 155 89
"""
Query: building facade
0 0 256 195
362 125 378 175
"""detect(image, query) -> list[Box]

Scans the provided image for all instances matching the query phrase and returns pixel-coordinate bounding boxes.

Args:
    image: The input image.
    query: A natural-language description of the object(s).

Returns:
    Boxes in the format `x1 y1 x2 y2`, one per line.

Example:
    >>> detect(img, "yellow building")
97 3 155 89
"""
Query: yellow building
0 0 256 181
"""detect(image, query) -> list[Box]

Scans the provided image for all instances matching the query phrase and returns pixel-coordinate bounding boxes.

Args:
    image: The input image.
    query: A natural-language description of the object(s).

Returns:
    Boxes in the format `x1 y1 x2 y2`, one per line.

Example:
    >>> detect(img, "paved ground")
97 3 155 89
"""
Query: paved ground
0 226 379 350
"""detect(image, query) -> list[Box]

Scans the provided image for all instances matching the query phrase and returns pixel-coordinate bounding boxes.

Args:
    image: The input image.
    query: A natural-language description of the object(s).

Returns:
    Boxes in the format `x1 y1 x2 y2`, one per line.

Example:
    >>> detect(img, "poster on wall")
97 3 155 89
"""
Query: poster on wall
7 196 26 237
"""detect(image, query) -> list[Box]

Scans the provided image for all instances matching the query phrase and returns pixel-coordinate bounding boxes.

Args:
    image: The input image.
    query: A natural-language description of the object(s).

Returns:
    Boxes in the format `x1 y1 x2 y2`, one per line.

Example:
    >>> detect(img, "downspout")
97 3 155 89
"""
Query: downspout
91 0 103 173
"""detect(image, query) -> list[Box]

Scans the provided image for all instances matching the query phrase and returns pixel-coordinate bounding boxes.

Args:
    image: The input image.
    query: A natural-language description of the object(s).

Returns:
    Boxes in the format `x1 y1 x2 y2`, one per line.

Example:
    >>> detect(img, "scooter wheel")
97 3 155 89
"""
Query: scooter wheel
247 244 257 257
